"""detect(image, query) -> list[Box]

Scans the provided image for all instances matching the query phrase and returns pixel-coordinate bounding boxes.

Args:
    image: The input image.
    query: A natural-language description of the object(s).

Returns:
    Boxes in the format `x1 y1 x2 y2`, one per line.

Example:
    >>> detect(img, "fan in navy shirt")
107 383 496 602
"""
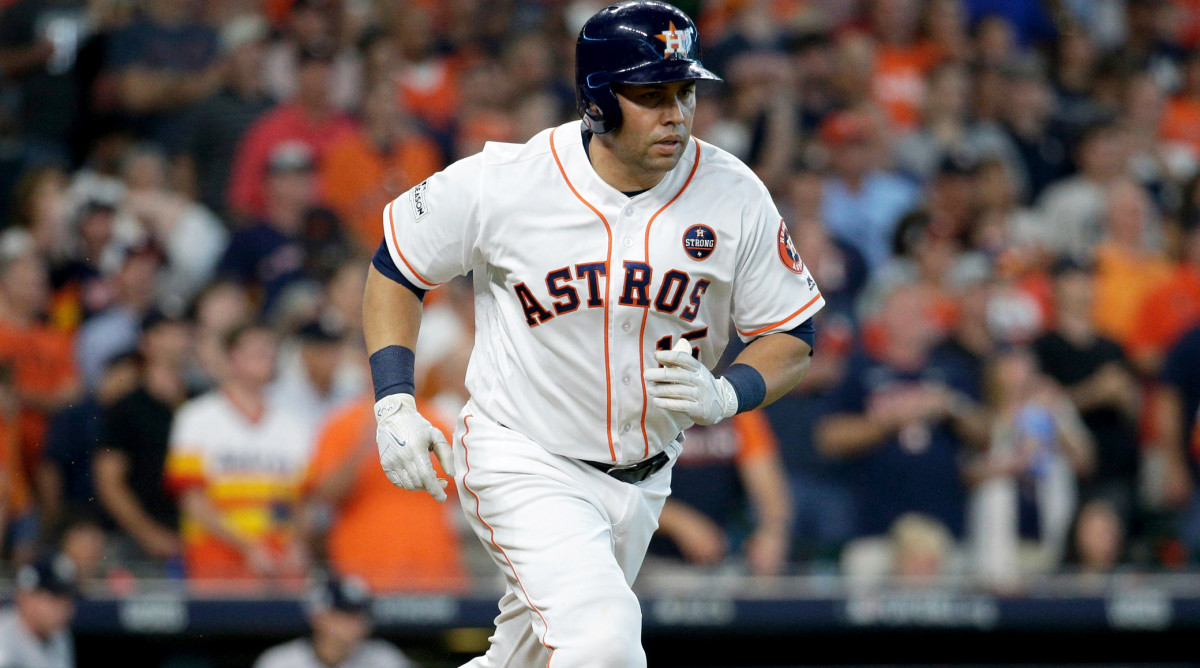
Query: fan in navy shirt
815 286 988 538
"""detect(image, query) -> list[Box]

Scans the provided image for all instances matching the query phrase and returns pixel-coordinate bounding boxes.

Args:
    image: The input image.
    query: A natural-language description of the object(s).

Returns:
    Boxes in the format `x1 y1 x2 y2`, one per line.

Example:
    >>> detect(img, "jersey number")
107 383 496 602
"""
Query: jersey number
655 327 708 361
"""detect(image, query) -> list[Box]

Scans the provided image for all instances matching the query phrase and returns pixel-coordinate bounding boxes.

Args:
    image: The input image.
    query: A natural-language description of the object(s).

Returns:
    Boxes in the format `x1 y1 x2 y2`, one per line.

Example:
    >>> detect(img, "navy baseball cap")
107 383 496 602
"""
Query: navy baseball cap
307 573 372 614
17 554 80 598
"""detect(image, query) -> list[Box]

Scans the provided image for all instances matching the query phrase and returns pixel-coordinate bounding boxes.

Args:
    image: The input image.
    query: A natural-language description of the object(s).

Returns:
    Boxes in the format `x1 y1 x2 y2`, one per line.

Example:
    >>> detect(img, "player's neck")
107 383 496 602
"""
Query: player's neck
587 133 668 193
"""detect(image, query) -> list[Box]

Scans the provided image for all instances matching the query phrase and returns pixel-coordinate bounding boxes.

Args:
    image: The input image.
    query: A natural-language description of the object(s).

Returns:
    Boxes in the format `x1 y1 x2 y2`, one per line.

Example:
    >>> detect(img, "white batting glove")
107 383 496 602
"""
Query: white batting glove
644 339 738 425
374 393 456 503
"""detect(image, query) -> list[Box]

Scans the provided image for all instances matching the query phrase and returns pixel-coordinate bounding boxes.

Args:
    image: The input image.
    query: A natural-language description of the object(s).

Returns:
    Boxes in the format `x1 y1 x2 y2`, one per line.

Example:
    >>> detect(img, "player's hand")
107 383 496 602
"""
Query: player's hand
644 339 737 425
374 393 456 502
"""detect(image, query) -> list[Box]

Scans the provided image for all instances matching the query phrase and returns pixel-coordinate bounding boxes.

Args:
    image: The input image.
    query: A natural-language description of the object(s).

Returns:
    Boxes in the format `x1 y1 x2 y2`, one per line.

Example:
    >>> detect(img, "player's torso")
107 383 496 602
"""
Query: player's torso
466 126 749 462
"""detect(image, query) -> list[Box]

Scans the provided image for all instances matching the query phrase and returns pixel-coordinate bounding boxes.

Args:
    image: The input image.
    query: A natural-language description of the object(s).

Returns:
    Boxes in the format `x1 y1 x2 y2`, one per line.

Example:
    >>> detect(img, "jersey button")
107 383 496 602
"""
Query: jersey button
622 376 630 385
621 423 632 433
623 237 633 247
621 322 631 332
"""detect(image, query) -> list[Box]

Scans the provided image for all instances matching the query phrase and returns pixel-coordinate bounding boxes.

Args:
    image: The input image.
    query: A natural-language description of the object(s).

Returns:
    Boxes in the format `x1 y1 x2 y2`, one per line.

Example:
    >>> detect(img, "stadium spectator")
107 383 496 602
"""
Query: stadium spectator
0 0 87 163
104 0 221 152
817 284 989 539
218 142 322 315
178 13 275 222
1065 496 1129 578
73 238 165 389
1128 224 1200 376
1033 259 1142 523
892 62 1010 185
0 553 78 668
270 318 361 433
93 312 191 566
300 390 465 592
1162 49 1200 162
227 40 357 220
966 346 1094 585
320 81 443 252
1157 321 1200 560
262 0 362 114
866 0 940 131
165 323 313 589
818 110 922 268
0 240 80 489
37 350 139 534
113 142 228 316
1090 180 1172 347
188 281 254 389
52 509 107 589
648 412 793 576
889 512 954 582
782 164 869 323
994 55 1073 203
1035 119 1131 261
49 190 122 327
252 572 416 668
0 362 35 566
6 165 73 270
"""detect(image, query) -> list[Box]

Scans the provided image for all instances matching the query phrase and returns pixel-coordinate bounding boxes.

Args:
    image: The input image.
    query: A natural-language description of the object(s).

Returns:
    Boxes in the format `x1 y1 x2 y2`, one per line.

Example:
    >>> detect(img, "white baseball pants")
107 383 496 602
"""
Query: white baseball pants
452 405 677 668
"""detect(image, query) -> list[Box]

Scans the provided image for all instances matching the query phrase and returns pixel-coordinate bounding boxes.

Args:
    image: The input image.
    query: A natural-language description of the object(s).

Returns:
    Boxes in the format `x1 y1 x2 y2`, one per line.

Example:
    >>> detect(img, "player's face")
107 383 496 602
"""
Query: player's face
608 80 697 183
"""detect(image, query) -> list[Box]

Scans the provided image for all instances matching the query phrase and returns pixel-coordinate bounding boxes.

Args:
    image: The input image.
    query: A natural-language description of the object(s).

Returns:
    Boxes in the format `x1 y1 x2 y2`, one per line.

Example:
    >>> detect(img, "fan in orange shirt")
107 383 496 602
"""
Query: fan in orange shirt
302 394 466 593
0 246 81 483
321 83 444 253
1090 181 1173 348
1127 225 1200 376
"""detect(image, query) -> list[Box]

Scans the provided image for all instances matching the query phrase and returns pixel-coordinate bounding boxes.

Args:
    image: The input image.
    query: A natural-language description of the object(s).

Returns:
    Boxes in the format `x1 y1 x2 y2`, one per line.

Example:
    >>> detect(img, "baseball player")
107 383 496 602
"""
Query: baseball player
362 2 823 666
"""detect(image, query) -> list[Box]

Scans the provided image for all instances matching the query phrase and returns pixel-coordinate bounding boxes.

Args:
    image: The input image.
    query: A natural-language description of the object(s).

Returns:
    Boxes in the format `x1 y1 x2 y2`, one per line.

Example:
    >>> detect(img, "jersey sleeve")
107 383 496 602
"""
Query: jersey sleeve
730 195 824 342
380 153 485 289
164 402 207 496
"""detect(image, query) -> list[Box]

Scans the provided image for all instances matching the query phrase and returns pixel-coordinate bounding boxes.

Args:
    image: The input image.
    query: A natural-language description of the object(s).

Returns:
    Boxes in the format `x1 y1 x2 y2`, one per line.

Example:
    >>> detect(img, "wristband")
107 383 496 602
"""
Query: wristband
369 345 415 401
720 363 766 414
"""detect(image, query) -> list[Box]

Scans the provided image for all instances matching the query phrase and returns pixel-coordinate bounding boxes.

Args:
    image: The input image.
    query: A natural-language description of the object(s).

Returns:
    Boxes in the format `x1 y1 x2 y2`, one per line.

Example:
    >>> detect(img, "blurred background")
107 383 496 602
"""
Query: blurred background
1 0 1200 665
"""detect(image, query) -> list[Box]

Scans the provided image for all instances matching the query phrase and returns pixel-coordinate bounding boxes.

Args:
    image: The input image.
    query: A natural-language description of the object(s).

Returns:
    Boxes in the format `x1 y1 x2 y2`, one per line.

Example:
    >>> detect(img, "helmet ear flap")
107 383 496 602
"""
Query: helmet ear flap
578 84 622 135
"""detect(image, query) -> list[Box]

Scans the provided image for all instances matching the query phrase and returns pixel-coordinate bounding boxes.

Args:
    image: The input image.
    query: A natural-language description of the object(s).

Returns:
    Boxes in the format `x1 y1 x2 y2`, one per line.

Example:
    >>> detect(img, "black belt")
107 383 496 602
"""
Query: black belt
581 450 671 484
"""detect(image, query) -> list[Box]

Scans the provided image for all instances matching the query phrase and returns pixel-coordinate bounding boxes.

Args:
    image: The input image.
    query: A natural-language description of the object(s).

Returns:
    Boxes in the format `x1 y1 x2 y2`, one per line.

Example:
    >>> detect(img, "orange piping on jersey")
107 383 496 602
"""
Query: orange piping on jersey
737 292 823 338
550 127 617 462
637 142 702 457
461 415 555 666
386 201 438 289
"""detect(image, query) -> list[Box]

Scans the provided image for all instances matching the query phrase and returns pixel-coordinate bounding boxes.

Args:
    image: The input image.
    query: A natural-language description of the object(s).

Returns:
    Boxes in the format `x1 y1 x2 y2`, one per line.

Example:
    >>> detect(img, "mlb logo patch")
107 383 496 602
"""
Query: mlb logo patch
683 224 716 260
777 219 804 273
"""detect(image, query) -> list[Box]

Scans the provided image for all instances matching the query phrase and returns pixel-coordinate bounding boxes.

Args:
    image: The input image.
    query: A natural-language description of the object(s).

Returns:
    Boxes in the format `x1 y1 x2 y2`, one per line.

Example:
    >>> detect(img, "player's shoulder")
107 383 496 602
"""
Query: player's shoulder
691 137 771 199
174 391 228 424
478 124 562 167
252 639 311 668
357 639 415 667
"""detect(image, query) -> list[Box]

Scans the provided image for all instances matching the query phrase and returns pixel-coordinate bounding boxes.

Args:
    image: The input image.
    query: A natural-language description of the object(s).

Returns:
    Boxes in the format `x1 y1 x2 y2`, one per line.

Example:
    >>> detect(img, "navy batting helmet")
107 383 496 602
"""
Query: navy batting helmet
575 1 722 135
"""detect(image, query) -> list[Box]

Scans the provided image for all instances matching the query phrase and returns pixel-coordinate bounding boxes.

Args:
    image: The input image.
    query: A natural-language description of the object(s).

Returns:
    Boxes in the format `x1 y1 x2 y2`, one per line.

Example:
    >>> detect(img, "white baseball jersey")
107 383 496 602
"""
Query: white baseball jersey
382 121 823 463
0 608 73 668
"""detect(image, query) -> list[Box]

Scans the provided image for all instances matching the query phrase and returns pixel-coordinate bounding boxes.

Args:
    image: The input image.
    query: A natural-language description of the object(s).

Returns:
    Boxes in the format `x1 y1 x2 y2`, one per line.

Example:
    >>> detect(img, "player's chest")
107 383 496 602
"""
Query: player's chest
482 201 741 324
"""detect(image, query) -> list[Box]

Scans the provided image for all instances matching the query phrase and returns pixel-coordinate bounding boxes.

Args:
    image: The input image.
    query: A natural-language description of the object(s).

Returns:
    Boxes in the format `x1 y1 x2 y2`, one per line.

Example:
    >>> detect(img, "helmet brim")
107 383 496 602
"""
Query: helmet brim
613 59 723 85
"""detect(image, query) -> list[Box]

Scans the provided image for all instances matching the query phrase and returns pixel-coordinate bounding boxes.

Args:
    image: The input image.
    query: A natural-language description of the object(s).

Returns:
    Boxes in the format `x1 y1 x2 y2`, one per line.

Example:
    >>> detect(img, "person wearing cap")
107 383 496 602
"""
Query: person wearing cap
818 109 921 269
228 37 357 221
252 573 415 668
269 318 361 433
217 141 323 315
0 553 78 668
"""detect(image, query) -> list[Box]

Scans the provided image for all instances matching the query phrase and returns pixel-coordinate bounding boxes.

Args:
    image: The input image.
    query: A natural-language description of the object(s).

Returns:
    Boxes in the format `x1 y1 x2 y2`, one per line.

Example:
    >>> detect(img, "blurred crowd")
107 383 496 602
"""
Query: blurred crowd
0 0 1199 604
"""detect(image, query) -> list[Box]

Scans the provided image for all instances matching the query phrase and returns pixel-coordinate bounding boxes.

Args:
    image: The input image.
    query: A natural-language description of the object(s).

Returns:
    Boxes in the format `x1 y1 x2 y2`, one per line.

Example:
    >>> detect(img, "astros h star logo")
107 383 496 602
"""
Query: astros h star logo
656 21 694 59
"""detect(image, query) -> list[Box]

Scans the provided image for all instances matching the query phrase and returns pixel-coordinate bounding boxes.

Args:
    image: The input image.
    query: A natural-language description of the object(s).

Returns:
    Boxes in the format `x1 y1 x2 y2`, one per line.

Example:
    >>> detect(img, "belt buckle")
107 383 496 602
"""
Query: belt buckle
605 461 642 474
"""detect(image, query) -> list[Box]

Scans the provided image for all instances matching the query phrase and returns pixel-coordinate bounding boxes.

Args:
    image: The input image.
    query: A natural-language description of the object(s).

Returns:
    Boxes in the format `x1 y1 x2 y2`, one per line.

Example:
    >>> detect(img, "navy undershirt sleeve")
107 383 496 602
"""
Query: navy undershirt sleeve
372 239 427 301
783 317 816 355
